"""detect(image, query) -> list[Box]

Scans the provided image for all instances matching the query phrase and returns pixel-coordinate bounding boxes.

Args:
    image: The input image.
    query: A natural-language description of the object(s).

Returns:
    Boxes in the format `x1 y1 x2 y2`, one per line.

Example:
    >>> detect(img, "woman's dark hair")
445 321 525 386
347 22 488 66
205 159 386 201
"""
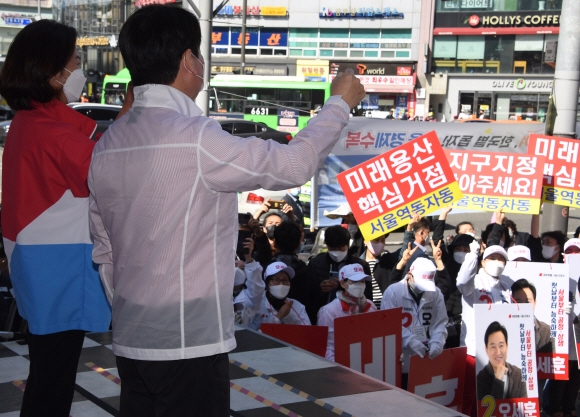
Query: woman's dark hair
484 321 508 346
273 221 301 254
0 20 77 110
541 230 567 249
119 5 202 86
455 221 474 234
502 218 518 234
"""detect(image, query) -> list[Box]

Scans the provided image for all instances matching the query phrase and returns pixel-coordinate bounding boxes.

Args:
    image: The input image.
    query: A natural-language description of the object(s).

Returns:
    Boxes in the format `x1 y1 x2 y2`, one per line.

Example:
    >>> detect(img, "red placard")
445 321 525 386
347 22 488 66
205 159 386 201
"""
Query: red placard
444 149 545 214
527 134 580 208
336 131 462 240
259 324 328 357
408 347 467 412
334 308 402 387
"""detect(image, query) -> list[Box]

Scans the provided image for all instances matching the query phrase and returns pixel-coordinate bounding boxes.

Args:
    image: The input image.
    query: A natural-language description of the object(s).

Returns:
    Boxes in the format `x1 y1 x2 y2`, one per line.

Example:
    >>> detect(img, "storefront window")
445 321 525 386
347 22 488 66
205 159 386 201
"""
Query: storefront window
436 0 561 12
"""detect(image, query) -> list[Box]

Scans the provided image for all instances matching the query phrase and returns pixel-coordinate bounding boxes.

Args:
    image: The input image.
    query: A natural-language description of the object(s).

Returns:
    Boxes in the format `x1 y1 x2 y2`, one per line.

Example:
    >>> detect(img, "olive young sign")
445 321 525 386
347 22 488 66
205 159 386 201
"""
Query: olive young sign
336 131 462 240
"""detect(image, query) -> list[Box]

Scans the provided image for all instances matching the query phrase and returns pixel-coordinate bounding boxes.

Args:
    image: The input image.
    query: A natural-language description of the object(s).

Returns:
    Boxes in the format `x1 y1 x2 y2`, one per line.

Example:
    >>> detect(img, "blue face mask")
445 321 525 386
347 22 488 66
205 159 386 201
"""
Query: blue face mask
298 242 305 253
289 187 301 197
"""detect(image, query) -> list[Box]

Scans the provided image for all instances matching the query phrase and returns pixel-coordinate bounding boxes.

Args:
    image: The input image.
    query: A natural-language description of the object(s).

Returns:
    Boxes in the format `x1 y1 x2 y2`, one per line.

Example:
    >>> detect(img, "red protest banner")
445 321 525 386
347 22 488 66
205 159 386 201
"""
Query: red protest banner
336 131 462 241
259 324 328 357
444 150 545 214
334 308 402 388
527 134 580 208
408 347 467 412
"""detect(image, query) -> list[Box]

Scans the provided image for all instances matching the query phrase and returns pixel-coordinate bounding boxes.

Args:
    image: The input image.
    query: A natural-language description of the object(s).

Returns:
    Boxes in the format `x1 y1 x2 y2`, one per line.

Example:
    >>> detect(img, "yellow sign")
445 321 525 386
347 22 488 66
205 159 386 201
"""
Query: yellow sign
296 59 329 79
261 6 287 16
453 193 540 214
77 36 110 47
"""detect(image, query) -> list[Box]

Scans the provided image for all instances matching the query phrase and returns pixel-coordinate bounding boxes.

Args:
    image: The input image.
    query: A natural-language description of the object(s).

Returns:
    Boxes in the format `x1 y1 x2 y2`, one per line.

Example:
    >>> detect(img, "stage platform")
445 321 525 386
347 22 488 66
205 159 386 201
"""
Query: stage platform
0 327 466 417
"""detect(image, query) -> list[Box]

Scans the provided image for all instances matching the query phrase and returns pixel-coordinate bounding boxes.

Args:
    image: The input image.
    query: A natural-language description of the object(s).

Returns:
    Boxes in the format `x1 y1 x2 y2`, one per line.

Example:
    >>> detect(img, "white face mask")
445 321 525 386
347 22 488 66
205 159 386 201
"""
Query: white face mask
542 245 558 260
565 253 580 264
347 282 365 298
328 250 347 263
269 284 290 299
453 252 466 264
508 229 514 238
54 68 86 103
466 232 476 238
368 242 384 256
484 260 505 277
424 235 431 246
183 52 207 93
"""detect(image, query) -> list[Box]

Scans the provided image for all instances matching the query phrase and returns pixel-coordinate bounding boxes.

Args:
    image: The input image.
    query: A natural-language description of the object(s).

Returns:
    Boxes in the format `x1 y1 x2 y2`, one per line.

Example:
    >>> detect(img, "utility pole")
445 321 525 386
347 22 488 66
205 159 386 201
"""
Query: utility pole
540 0 580 234
240 0 247 74
194 0 212 115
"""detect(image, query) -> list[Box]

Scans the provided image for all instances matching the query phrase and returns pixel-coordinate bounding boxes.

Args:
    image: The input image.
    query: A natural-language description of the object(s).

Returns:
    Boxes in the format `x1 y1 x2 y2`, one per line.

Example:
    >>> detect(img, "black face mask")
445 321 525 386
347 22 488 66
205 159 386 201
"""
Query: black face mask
266 225 276 240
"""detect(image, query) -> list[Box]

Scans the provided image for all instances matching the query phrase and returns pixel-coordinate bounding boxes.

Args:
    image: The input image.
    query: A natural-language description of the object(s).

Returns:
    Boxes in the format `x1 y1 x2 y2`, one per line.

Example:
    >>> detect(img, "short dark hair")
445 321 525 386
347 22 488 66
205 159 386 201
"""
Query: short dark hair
273 221 301 254
502 218 518 234
413 219 430 234
324 225 350 248
541 230 567 249
484 321 508 346
0 20 77 110
262 212 282 225
456 221 474 234
511 279 536 301
119 5 202 86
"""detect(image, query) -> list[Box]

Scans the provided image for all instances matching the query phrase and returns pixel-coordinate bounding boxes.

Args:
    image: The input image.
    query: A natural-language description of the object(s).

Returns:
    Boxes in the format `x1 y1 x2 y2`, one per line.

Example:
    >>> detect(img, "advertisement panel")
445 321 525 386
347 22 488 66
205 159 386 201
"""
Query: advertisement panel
334 308 402 387
336 131 463 240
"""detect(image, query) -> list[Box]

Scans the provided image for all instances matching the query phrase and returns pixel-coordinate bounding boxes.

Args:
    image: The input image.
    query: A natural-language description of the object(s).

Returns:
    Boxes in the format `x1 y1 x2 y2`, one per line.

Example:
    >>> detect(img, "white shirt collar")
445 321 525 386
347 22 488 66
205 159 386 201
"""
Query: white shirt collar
133 84 203 118
414 242 427 253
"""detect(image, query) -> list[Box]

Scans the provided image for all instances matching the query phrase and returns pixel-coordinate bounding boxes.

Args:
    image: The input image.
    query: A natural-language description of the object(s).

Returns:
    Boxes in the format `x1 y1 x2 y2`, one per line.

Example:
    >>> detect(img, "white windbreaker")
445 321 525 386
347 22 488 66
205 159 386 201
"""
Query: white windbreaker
381 278 448 372
233 261 264 326
456 252 514 356
89 84 350 360
317 297 377 362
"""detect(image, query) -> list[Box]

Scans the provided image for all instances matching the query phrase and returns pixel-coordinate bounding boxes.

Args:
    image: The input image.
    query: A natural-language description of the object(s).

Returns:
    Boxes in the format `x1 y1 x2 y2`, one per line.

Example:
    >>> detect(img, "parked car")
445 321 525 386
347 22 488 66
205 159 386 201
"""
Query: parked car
216 118 292 145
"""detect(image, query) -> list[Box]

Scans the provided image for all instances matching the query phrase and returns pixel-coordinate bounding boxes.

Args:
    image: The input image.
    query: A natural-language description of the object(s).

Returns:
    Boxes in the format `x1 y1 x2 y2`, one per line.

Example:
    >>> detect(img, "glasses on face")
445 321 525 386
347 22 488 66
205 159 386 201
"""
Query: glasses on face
270 277 290 285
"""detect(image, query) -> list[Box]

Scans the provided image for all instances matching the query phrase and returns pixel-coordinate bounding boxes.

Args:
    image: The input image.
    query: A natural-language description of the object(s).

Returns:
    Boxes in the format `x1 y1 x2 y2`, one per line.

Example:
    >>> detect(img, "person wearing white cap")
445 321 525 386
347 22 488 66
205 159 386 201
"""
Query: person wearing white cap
381 257 448 387
456 244 514 416
563 238 580 263
506 245 531 262
317 263 377 361
232 241 266 326
248 261 310 328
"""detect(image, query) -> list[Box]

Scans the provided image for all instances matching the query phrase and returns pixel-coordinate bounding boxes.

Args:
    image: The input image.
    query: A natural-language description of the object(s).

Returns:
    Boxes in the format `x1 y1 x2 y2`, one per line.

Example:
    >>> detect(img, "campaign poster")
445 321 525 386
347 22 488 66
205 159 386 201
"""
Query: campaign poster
408 347 467 412
527 134 580 208
260 324 328 357
336 131 463 241
444 150 544 214
566 255 580 368
334 308 402 387
503 262 569 379
474 304 539 417
277 108 299 134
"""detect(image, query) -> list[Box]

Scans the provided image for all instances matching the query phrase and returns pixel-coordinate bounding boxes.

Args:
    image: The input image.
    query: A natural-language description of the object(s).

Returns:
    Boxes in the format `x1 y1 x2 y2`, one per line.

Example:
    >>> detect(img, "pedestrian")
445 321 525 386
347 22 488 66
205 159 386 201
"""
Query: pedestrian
88 5 365 416
0 20 125 416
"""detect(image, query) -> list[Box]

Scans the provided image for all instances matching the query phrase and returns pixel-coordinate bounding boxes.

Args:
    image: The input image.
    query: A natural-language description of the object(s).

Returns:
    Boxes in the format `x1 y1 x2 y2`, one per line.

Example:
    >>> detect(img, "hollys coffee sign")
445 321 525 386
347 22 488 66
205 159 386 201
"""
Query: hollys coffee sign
468 13 560 27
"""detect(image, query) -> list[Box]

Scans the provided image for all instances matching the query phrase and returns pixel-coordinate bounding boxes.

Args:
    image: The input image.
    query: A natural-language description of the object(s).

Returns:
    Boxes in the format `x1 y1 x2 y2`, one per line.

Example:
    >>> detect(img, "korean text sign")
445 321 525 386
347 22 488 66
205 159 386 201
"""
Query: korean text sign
474 304 539 417
336 131 462 241
408 347 467 412
503 262 570 379
334 308 402 388
566 255 580 369
444 150 545 214
527 134 580 208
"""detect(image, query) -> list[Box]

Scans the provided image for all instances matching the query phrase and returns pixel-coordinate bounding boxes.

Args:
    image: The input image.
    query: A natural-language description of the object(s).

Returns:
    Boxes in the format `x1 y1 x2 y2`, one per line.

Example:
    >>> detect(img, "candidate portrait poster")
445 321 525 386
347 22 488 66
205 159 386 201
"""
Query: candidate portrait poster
503 262 569 379
474 304 539 417
566 255 580 367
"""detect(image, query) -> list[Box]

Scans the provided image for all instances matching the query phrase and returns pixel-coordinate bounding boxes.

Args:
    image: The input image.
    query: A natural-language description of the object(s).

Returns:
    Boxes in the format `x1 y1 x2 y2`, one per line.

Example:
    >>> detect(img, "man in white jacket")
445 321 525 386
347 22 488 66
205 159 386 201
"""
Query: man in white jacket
381 257 448 386
456 244 513 416
88 5 365 417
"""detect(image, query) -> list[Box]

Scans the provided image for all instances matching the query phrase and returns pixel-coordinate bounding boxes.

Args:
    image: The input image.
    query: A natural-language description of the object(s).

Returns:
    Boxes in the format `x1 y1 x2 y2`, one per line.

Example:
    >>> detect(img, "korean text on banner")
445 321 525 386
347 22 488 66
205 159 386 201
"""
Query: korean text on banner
336 131 462 241
474 304 539 417
527 134 580 208
334 308 402 388
503 262 570 380
445 150 544 214
566 255 580 369
408 347 467 412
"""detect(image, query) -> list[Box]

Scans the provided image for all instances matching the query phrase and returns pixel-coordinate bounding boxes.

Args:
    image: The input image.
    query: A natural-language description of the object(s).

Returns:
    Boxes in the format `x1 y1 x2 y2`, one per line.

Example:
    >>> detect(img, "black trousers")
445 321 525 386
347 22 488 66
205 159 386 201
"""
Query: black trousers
116 353 230 417
21 330 85 417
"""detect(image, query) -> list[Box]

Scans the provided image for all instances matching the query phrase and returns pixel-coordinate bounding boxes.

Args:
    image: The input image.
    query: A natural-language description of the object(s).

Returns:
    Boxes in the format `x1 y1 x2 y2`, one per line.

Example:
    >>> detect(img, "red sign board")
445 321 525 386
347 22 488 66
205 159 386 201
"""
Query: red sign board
397 66 412 76
408 347 467 413
259 324 328 358
445 149 545 213
334 308 402 387
336 131 462 240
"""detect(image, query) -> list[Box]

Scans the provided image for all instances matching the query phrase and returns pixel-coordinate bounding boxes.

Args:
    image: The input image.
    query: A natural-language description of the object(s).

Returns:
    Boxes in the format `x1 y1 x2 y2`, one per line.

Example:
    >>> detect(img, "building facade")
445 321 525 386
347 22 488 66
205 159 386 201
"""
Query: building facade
0 0 52 56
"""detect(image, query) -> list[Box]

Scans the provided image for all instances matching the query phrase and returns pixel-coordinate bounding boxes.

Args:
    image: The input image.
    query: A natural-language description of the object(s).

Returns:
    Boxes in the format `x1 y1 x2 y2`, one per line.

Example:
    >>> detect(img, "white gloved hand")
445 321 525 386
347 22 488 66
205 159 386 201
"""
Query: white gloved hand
408 339 428 358
428 342 444 360
565 301 572 315
469 240 480 254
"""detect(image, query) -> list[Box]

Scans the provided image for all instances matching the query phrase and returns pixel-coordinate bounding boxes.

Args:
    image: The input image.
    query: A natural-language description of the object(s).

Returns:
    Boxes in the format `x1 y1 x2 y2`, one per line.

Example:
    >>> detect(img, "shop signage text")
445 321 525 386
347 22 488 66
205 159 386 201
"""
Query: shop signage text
76 36 111 47
470 14 560 27
217 5 288 17
134 0 175 7
1 12 35 26
319 7 404 19
491 79 553 90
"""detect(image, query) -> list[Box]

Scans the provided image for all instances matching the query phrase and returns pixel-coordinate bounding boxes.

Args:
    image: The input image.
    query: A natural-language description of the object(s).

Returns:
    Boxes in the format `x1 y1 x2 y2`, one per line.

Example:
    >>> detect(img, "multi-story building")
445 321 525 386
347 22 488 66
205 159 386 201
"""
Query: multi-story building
419 0 561 121
0 0 52 56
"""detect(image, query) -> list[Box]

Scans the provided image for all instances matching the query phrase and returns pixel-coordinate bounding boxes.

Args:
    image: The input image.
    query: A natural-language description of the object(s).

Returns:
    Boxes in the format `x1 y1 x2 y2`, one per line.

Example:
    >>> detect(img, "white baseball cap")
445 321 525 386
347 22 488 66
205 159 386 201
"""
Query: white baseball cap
339 264 371 282
507 245 531 262
483 245 508 261
323 203 352 219
264 262 295 280
408 257 437 292
564 238 580 253
234 268 246 286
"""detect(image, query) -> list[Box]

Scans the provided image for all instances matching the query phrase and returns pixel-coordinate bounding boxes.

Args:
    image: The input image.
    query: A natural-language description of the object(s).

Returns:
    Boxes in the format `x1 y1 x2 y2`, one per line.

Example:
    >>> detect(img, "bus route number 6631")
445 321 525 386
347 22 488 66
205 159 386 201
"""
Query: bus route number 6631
251 107 270 115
